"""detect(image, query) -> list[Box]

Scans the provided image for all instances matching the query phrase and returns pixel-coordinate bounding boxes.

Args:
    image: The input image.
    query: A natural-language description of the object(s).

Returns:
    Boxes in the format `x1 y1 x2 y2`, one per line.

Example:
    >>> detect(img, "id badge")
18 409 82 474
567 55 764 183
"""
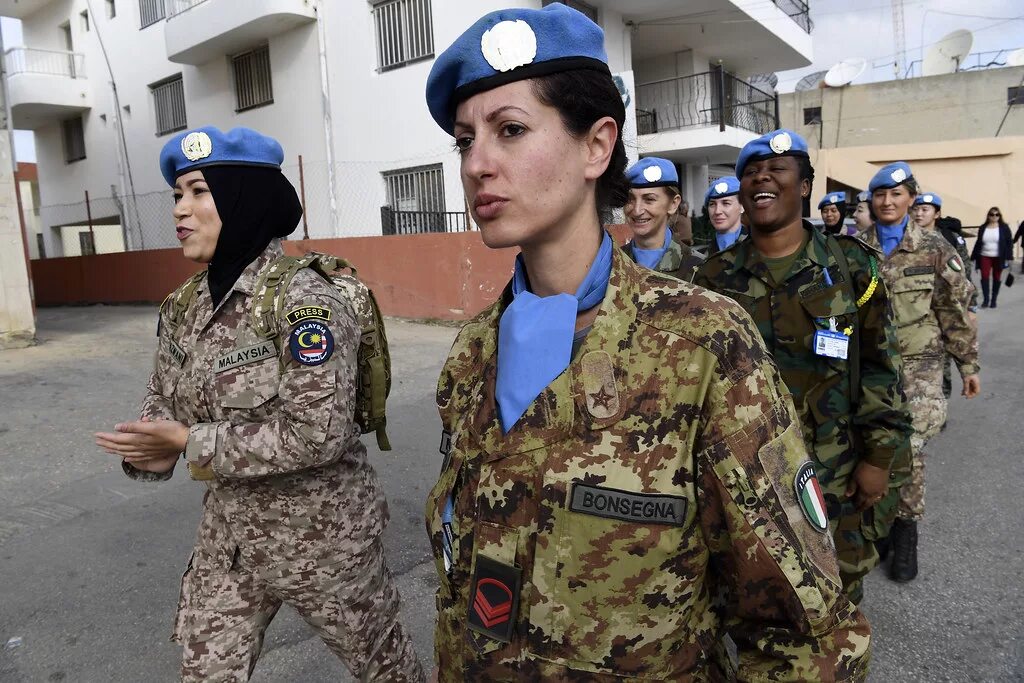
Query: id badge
813 329 849 360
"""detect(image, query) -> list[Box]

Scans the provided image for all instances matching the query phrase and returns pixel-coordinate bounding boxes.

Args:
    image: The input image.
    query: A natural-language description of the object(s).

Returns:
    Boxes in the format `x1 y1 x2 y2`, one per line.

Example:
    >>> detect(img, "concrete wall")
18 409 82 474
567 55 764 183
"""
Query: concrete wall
0 133 35 347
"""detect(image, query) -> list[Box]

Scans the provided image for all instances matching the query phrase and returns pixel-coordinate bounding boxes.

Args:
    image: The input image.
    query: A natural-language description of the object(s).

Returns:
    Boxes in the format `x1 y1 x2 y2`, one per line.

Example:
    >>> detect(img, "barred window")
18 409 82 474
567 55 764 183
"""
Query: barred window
36 234 46 260
138 0 164 28
61 116 86 163
372 0 434 72
150 75 187 136
79 231 96 256
542 0 598 23
803 106 822 124
232 45 273 112
381 164 448 234
1009 86 1024 106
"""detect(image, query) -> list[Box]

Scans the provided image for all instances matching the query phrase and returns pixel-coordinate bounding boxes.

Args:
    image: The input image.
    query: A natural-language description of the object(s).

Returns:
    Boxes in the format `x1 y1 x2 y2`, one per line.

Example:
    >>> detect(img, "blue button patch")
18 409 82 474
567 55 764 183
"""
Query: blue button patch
289 321 334 366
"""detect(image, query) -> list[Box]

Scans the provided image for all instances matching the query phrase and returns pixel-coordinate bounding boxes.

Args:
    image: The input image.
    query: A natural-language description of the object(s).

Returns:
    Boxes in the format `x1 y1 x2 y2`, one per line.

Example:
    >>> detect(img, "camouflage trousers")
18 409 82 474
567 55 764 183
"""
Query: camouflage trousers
173 537 425 682
824 492 877 605
898 356 947 521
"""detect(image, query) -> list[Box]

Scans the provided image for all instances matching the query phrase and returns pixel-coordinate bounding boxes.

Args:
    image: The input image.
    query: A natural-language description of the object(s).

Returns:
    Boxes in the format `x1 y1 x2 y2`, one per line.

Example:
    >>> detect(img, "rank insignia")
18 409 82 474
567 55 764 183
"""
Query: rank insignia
289 321 334 366
794 461 828 533
467 555 521 642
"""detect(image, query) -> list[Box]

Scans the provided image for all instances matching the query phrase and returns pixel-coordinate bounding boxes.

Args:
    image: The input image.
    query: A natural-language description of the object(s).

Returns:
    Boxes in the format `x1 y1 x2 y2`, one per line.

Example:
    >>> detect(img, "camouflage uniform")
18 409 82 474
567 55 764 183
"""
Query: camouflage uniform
125 240 424 682
693 224 913 604
933 226 977 400
426 247 870 681
860 222 979 520
622 231 703 281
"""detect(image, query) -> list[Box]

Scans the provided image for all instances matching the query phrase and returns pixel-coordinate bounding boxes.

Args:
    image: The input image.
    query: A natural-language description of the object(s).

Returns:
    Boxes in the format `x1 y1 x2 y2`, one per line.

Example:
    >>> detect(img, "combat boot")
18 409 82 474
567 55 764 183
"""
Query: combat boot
980 279 990 308
875 535 891 562
991 280 1001 308
888 518 918 582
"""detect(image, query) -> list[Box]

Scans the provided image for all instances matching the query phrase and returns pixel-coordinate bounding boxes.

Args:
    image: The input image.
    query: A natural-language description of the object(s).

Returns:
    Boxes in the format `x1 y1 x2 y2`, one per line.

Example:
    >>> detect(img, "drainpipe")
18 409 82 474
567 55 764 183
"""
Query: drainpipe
315 0 339 236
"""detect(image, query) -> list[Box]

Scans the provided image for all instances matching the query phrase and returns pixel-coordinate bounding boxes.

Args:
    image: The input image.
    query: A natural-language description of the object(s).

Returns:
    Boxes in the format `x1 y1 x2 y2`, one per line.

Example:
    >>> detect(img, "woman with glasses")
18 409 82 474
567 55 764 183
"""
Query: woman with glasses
970 206 1013 308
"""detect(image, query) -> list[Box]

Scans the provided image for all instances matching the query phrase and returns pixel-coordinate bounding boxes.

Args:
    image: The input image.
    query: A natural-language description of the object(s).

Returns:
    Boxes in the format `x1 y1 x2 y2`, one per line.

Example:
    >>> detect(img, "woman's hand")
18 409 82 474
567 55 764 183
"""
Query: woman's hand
845 461 890 512
95 417 189 463
962 374 981 399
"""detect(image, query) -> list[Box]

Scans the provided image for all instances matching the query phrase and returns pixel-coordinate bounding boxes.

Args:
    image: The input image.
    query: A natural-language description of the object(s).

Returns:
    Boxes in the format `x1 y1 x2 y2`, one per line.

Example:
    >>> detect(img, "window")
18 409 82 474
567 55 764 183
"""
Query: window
803 106 822 124
61 116 86 163
138 0 164 28
381 164 446 234
150 74 187 136
80 10 90 31
372 0 434 72
232 45 273 112
542 0 598 23
1009 87 1024 106
79 231 96 256
36 234 46 260
106 0 116 19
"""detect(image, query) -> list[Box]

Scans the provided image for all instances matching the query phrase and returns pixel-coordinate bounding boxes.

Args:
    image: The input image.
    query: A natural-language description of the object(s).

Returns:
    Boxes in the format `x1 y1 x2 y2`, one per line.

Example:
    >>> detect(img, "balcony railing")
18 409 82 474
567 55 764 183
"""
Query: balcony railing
772 0 812 33
380 207 472 235
636 69 778 137
166 0 208 18
4 47 85 79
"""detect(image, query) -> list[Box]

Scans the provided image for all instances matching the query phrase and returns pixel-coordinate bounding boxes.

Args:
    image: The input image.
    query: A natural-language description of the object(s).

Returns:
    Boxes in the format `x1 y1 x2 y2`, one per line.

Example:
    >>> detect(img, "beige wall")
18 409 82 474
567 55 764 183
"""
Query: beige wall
0 133 35 348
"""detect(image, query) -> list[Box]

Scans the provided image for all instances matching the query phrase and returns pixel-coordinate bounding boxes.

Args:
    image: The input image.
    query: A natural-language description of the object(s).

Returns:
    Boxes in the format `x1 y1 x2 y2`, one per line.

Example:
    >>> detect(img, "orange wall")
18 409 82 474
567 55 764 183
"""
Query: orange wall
31 232 519 320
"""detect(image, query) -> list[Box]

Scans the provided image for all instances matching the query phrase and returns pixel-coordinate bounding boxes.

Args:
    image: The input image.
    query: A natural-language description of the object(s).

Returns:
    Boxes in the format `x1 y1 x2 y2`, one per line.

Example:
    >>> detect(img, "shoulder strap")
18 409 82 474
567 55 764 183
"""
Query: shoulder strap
825 235 863 401
249 253 357 339
163 270 207 335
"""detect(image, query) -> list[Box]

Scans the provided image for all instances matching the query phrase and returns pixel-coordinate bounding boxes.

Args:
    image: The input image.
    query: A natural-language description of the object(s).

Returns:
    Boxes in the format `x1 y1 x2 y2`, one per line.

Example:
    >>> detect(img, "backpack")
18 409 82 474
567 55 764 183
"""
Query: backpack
162 252 393 452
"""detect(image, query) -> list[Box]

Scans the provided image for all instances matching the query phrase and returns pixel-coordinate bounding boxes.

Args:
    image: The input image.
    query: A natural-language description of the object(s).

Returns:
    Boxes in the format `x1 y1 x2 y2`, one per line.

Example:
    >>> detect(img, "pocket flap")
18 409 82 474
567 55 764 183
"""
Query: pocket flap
217 359 279 409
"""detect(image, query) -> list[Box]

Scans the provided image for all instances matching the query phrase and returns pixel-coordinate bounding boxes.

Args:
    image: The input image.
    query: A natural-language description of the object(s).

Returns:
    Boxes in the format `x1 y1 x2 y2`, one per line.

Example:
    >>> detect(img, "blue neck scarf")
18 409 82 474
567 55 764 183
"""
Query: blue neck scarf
496 232 613 433
876 215 909 256
716 227 741 252
632 229 672 270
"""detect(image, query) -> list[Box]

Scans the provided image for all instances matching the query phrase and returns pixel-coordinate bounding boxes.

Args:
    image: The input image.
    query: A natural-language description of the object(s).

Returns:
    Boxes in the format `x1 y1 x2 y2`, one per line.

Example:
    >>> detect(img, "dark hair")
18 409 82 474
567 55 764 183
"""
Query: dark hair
798 156 815 194
982 206 1008 229
531 70 629 221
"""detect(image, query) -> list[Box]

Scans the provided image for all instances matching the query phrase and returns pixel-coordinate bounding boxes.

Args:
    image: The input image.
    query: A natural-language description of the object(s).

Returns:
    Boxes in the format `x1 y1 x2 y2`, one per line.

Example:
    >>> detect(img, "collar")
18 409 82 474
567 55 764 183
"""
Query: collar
231 239 285 295
728 221 819 285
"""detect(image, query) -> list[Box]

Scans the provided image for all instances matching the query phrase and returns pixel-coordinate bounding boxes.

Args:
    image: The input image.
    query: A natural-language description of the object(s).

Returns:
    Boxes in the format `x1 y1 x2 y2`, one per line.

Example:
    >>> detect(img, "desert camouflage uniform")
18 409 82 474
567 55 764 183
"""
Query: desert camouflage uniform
860 222 979 520
693 224 913 603
124 239 423 683
426 246 870 681
933 226 977 399
622 230 703 281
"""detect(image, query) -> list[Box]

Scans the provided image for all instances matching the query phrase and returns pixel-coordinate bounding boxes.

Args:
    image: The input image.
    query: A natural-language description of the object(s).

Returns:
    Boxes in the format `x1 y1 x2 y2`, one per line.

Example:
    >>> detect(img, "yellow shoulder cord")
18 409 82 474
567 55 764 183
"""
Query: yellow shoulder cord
842 255 879 336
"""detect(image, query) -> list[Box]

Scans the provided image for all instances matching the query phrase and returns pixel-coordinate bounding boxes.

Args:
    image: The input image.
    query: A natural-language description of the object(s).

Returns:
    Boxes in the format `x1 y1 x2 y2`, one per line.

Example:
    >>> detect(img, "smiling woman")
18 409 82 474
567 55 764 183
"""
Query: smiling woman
423 7 869 682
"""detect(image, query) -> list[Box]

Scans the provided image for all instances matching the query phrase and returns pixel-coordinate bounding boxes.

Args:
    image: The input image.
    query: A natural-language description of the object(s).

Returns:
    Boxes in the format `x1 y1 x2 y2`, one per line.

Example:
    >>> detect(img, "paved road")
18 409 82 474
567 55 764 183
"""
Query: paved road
0 285 1021 681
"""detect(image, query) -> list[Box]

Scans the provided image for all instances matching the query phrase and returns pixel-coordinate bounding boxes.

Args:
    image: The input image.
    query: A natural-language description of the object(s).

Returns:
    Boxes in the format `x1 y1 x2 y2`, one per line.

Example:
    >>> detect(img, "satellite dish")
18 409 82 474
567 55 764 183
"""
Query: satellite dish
1008 48 1024 67
795 70 828 92
749 72 779 91
824 57 867 87
922 29 973 76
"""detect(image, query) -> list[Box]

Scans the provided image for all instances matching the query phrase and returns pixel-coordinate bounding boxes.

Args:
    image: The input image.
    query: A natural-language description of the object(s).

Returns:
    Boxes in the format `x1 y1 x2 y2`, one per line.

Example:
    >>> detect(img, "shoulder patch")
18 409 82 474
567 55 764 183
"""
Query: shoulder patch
289 320 334 366
794 462 828 533
947 256 963 273
904 265 935 277
285 305 332 326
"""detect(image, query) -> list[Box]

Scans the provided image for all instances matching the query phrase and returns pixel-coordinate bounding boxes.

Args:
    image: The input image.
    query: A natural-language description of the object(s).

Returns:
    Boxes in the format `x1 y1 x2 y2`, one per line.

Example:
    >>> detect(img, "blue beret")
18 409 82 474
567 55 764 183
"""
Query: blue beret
735 128 809 177
856 190 871 203
817 191 847 210
914 192 942 208
627 157 678 188
159 126 284 187
704 176 740 205
425 4 609 135
868 162 914 193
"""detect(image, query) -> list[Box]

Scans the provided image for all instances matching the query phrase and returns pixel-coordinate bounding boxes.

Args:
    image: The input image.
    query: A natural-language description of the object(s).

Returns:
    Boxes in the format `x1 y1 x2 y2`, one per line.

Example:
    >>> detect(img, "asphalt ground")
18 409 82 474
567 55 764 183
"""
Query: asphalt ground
0 276 1021 681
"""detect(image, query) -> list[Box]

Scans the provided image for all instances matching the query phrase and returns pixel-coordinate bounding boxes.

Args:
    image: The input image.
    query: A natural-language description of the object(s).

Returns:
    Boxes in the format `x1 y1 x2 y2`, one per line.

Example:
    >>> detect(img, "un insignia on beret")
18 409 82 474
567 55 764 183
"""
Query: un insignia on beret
891 168 907 183
481 20 537 73
181 131 213 162
714 181 728 194
642 165 663 182
769 131 792 154
923 194 933 203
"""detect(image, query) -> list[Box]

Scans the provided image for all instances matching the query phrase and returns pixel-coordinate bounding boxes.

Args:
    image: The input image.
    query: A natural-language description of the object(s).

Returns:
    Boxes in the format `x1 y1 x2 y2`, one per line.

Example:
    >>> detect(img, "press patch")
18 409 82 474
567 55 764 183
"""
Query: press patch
903 266 935 277
285 305 332 326
289 321 334 366
794 462 828 533
215 341 276 373
569 483 686 526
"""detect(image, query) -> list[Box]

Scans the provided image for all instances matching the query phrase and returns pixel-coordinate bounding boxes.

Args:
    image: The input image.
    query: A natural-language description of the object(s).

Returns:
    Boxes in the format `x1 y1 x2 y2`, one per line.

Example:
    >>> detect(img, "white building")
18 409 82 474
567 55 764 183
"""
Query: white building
0 0 812 257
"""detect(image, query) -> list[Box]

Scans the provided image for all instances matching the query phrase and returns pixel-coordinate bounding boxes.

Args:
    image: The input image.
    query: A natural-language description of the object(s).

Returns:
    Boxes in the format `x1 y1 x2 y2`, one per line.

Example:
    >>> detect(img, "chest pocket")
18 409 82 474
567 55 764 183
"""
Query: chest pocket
889 273 938 356
213 357 280 411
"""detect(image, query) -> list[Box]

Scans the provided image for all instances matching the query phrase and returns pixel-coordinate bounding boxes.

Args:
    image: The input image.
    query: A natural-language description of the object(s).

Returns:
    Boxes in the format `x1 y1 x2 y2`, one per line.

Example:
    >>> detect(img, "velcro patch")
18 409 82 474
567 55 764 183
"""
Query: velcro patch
285 305 332 326
569 483 686 526
947 257 963 272
903 265 935 276
215 341 276 373
289 321 334 366
167 339 186 367
467 555 520 643
794 462 829 533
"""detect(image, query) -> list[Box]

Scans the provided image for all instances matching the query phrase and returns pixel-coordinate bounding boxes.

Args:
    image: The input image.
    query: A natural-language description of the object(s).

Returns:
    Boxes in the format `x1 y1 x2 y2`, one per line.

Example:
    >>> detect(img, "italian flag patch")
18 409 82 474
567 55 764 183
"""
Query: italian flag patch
794 462 829 533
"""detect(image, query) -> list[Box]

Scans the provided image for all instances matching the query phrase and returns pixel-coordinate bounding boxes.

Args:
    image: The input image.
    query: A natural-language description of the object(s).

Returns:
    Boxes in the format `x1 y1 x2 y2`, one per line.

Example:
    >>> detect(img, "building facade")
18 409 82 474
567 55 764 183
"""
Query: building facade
0 0 813 257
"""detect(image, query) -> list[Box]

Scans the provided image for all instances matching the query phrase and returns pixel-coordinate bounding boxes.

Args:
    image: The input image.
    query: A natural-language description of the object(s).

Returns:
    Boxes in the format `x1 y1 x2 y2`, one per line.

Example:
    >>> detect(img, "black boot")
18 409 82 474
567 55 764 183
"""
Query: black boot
889 518 918 583
991 280 1001 308
875 534 891 562
980 279 990 308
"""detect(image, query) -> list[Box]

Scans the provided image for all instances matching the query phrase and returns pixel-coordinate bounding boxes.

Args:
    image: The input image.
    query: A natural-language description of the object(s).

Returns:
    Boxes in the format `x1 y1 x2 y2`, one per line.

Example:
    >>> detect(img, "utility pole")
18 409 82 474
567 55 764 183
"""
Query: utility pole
892 0 907 78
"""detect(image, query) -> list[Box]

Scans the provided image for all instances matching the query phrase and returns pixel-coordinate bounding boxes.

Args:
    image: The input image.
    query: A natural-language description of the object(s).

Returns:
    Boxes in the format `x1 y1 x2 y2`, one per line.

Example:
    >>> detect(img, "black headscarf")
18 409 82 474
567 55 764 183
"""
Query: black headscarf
201 165 303 307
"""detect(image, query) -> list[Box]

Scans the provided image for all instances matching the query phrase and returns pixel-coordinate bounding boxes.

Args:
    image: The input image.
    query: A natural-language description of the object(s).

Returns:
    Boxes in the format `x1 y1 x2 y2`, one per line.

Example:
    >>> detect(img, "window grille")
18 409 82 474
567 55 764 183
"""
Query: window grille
36 234 46 259
381 164 448 234
138 0 165 28
79 231 96 256
372 0 434 72
542 0 598 23
803 106 822 124
232 45 273 112
1009 86 1024 106
61 117 86 163
151 75 187 136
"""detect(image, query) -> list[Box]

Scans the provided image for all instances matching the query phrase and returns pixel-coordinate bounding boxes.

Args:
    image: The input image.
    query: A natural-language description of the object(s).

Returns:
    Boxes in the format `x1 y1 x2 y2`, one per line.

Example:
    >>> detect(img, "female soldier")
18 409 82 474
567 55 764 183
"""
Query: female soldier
818 191 856 236
623 157 701 279
423 5 868 681
852 190 873 233
704 175 745 256
95 127 423 682
860 162 980 583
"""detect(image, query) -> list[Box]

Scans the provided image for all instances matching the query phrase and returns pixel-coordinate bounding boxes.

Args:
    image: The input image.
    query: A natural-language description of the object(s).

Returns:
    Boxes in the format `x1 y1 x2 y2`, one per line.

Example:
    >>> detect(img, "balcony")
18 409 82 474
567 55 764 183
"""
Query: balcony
4 48 92 129
0 0 56 19
635 69 778 164
164 0 316 65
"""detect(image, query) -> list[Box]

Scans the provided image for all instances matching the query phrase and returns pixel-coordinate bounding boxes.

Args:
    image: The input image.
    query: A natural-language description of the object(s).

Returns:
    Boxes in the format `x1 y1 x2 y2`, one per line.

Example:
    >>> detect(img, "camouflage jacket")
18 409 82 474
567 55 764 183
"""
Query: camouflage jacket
935 226 978 311
860 222 980 377
692 224 913 493
125 240 387 561
426 247 870 681
623 230 703 281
